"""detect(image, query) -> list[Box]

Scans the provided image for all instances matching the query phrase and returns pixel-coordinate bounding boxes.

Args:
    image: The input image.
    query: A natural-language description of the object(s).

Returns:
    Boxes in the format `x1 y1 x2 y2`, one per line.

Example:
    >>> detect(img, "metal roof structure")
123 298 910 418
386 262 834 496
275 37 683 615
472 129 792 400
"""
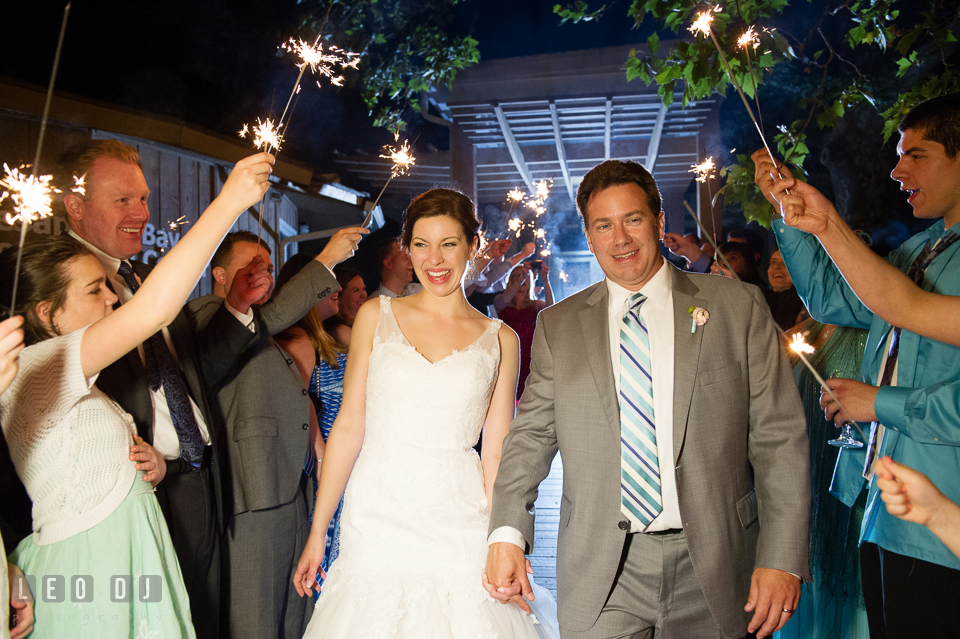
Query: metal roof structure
334 43 721 222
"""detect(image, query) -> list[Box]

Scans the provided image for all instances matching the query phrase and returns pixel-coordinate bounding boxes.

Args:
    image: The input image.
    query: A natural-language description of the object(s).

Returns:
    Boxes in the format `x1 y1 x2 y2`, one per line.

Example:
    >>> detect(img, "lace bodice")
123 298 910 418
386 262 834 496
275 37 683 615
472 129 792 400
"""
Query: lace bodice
365 295 502 452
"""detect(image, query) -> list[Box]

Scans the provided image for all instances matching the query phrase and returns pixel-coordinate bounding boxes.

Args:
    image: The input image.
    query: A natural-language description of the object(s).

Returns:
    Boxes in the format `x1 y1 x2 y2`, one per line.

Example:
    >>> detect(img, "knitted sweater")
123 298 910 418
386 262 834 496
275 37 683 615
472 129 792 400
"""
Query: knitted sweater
0 328 137 545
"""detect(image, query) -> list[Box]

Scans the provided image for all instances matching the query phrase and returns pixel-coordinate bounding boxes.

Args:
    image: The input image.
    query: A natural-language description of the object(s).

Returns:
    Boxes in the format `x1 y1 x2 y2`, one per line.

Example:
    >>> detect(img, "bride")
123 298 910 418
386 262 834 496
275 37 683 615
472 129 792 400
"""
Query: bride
293 188 556 637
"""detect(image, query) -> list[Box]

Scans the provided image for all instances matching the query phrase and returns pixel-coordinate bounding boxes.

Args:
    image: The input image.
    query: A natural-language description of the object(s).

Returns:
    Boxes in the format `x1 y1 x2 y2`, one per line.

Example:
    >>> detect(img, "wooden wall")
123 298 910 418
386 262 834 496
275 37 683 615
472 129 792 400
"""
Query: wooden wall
0 114 298 299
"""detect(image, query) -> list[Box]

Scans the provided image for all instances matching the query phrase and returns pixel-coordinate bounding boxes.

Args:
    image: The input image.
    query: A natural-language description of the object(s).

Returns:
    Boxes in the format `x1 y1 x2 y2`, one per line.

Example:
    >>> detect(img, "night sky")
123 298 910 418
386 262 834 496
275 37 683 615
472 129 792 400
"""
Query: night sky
5 0 651 175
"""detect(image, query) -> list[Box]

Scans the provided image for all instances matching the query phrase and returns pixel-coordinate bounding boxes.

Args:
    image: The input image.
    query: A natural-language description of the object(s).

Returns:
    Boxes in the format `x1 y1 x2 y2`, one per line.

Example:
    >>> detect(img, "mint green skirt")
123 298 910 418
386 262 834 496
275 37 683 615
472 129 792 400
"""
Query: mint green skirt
10 471 196 638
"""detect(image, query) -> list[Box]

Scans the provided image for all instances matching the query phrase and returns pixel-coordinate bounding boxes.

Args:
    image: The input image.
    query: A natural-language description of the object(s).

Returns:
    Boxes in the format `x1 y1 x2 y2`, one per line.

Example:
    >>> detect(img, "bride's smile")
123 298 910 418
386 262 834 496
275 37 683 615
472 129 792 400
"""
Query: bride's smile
408 215 478 294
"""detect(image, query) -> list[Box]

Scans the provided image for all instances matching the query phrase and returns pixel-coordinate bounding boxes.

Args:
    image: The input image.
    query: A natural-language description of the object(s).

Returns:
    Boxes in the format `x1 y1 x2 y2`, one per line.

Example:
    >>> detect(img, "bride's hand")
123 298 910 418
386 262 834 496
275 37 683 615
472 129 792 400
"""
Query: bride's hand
293 533 327 597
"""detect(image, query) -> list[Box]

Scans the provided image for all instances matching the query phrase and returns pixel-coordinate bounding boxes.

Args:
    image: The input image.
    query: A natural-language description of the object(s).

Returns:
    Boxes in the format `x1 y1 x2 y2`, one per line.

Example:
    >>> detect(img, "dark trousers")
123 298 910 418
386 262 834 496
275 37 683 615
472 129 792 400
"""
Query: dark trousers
155 461 220 639
861 542 960 639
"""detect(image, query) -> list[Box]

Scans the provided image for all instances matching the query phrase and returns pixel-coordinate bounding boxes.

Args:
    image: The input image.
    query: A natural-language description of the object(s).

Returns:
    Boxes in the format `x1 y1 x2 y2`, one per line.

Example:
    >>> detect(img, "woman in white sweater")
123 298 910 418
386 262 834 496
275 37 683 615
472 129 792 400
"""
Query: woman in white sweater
0 152 272 638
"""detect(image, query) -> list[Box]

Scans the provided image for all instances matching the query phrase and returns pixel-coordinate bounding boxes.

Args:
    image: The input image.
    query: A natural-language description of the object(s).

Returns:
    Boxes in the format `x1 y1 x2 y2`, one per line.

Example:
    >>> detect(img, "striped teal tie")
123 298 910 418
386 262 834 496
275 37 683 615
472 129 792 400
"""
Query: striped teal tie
619 292 661 529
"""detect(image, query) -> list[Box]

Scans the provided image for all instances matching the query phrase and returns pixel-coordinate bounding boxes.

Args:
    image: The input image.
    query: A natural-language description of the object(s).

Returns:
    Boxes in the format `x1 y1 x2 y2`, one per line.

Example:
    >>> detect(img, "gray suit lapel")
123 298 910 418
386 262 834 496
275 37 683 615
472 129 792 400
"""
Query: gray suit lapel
671 268 707 463
579 282 620 437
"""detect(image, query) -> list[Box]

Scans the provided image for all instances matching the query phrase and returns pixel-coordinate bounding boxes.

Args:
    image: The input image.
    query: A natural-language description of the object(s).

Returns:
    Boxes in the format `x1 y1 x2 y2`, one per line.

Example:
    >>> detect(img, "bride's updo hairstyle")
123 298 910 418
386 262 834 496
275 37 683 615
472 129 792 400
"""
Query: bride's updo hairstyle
401 188 480 248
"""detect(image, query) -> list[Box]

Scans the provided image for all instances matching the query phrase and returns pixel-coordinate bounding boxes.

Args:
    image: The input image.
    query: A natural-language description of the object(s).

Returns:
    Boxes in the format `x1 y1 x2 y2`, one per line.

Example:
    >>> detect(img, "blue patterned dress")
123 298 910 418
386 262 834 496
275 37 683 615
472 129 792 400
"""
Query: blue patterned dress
309 351 347 593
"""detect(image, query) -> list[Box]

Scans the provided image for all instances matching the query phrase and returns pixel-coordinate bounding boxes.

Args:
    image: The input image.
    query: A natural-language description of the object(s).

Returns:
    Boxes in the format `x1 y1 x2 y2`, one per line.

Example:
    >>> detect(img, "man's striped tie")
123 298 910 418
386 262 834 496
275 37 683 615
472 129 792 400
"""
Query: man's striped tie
619 292 661 529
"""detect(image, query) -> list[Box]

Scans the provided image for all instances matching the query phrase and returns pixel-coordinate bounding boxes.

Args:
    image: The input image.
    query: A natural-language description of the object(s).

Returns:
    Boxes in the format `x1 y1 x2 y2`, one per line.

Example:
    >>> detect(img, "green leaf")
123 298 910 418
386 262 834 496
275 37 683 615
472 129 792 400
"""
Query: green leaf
647 32 660 53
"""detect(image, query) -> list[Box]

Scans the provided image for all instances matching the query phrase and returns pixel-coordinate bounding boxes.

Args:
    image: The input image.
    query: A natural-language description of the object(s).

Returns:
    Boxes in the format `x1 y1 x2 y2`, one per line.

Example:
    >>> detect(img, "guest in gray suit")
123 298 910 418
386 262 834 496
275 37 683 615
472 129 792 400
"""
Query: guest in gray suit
189 229 365 639
484 160 811 639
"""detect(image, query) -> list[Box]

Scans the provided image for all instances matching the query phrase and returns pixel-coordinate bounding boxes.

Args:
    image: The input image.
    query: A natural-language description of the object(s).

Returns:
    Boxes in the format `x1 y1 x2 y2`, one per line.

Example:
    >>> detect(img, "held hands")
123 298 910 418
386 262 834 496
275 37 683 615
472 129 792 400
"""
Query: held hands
218 152 275 213
226 254 273 314
318 227 369 270
130 436 167 486
745 567 801 638
0 315 25 395
293 531 328 598
482 542 535 614
820 378 879 424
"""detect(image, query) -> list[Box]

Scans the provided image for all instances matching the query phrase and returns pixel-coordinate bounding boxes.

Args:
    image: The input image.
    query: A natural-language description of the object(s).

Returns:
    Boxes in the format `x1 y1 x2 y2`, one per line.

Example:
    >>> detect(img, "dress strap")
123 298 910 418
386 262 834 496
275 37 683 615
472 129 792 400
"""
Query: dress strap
373 295 404 346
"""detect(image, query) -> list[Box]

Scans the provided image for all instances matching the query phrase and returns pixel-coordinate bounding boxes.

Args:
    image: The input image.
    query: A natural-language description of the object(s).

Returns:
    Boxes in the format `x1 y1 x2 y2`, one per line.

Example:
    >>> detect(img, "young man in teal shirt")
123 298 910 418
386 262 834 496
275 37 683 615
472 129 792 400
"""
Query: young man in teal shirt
754 94 960 639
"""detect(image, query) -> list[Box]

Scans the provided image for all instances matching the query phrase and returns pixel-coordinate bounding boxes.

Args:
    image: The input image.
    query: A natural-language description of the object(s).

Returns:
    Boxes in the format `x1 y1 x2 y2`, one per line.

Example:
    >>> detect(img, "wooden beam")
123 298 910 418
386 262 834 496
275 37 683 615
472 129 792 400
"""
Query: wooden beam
644 103 667 172
549 101 575 202
493 103 535 193
604 97 612 160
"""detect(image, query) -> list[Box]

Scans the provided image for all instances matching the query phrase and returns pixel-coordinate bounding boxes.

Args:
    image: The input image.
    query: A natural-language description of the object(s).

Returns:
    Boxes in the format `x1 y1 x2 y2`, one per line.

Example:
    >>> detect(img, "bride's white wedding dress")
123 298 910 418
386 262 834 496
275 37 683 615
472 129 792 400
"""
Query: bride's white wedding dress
303 296 557 638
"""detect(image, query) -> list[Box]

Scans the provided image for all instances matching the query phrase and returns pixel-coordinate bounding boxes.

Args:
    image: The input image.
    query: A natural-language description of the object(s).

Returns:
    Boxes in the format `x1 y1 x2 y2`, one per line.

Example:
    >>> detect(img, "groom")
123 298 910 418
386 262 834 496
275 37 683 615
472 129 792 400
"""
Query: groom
484 160 811 639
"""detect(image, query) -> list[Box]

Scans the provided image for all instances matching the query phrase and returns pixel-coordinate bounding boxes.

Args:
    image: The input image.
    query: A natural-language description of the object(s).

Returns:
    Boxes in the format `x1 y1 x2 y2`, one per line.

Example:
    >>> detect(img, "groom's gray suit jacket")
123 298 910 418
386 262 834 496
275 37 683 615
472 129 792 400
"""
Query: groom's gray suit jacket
490 264 812 636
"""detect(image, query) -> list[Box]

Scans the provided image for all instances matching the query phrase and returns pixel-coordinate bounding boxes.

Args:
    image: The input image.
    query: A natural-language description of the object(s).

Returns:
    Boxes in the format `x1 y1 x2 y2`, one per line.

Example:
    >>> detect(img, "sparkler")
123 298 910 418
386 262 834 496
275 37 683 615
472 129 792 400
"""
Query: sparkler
240 34 360 248
6 1 70 314
363 134 417 228
688 5 786 205
681 201 740 282
787 333 868 441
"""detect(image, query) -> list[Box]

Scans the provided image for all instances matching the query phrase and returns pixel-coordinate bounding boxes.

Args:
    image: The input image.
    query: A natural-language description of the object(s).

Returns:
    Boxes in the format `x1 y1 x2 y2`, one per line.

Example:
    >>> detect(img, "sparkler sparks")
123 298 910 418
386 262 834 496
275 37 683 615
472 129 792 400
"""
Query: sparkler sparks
280 38 360 88
168 216 189 231
559 271 569 282
737 26 760 50
0 164 59 226
688 8 716 36
508 218 524 237
72 174 86 197
245 118 283 152
788 333 816 355
534 179 551 202
239 123 249 139
690 157 717 184
507 188 525 203
380 134 416 178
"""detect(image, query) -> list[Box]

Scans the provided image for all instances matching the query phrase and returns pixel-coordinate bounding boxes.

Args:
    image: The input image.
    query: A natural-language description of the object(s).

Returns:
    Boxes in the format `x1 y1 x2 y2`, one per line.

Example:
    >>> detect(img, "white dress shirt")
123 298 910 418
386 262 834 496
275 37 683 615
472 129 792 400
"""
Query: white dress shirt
490 259 682 550
69 231 213 459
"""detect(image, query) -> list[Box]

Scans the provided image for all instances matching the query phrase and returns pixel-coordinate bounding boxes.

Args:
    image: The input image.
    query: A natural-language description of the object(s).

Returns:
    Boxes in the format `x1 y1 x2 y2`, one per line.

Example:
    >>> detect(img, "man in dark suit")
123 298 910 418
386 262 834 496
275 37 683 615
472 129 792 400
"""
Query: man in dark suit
188 231 363 638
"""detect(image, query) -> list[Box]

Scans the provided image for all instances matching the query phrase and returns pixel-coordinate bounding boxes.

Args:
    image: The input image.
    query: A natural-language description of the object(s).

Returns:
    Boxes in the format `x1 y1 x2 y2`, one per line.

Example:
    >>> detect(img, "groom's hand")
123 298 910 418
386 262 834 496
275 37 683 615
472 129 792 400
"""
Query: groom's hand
483 542 534 614
745 567 801 638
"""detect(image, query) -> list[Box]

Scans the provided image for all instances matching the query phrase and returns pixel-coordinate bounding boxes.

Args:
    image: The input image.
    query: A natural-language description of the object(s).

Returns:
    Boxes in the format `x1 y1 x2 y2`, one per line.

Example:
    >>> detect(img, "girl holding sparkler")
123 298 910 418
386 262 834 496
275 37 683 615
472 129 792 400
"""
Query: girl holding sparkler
0 152 273 638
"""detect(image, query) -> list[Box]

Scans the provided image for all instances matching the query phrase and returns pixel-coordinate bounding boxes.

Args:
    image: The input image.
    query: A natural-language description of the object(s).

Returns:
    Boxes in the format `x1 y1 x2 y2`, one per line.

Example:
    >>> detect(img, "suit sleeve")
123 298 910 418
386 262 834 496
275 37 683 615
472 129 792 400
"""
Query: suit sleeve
743 284 813 581
256 261 339 337
488 315 560 553
773 219 875 329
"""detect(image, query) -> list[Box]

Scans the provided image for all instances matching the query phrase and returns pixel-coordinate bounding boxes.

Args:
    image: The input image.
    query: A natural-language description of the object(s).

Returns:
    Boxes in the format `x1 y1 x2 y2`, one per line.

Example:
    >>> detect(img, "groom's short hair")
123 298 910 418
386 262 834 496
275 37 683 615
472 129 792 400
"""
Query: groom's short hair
576 160 662 224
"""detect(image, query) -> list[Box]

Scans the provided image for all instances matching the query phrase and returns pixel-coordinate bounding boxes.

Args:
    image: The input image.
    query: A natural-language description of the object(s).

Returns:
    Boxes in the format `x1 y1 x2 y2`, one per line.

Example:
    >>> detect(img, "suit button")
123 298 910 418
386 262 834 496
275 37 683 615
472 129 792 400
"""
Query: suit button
286 359 293 365
302 423 309 430
301 389 308 396
618 521 629 531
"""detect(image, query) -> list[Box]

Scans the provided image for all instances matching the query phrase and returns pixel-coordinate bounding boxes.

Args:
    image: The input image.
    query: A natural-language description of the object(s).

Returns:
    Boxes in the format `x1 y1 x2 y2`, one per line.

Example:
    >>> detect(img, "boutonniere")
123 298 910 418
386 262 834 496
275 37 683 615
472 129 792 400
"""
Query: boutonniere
688 306 709 334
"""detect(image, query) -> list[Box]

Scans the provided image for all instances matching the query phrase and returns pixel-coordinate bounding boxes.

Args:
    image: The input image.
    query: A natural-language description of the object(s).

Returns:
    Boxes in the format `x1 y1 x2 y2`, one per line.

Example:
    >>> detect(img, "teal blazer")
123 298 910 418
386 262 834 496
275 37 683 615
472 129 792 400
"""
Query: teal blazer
774 217 960 571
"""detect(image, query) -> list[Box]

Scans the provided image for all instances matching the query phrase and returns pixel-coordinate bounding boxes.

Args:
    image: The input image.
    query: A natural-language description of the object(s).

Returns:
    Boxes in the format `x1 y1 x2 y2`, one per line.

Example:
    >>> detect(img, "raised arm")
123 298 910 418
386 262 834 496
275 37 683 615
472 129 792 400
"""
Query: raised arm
80 153 273 377
293 298 377 597
481 324 521 511
770 173 960 347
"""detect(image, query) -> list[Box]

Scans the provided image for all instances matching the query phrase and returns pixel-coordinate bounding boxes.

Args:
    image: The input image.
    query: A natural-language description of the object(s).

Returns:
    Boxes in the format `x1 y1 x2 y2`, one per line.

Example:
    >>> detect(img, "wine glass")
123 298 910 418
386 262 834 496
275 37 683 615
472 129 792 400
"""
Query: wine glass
827 369 866 449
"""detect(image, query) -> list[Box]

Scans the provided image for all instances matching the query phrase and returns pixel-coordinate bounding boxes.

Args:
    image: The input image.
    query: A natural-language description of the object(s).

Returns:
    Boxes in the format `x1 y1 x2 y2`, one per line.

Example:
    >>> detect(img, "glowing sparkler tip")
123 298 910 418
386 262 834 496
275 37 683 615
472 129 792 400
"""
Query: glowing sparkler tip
379 136 416 178
507 188 525 203
689 9 715 36
72 174 86 197
281 37 360 86
690 157 717 183
789 333 816 355
738 26 760 49
559 271 569 282
242 118 283 152
0 164 59 226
